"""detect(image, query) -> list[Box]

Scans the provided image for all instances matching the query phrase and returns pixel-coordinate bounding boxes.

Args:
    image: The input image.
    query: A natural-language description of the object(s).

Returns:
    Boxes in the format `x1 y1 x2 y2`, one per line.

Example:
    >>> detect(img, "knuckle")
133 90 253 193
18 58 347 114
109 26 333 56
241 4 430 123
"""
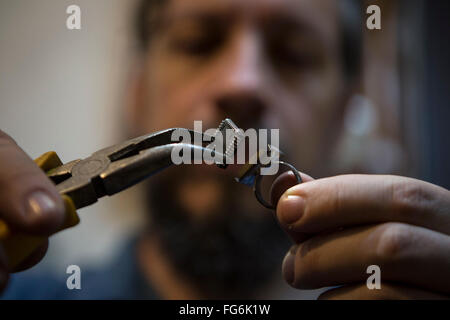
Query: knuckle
320 176 347 217
375 223 412 261
391 180 433 215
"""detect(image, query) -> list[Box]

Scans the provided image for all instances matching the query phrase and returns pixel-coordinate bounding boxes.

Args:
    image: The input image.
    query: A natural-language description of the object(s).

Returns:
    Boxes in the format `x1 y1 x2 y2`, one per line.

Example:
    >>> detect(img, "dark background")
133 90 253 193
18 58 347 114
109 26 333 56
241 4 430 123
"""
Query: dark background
423 0 450 189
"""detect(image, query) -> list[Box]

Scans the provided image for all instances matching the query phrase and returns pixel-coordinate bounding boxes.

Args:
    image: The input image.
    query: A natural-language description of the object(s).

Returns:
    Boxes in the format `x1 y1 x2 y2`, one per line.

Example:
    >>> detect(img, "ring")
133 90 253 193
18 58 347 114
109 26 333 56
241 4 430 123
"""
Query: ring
254 161 303 210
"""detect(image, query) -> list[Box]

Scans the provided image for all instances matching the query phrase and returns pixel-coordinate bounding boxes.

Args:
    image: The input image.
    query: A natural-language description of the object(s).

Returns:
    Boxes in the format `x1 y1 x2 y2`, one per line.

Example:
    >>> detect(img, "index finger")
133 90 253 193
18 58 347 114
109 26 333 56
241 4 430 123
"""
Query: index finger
276 174 450 239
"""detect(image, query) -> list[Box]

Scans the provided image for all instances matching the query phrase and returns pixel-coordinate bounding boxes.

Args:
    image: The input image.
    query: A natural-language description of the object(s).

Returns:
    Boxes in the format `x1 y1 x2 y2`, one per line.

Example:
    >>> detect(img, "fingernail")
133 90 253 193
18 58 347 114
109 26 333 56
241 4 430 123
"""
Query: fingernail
25 191 59 219
278 195 304 225
282 247 296 285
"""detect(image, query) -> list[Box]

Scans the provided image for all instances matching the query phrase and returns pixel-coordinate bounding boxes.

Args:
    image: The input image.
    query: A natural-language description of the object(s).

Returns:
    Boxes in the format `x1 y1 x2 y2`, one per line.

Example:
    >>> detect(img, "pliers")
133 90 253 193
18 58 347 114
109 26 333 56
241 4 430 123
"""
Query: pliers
47 127 218 210
0 119 301 269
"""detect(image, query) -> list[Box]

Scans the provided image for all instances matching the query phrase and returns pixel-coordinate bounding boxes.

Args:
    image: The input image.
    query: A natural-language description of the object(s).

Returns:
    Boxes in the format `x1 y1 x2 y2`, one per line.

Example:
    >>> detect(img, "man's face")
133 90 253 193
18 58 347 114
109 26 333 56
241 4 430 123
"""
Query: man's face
132 0 348 297
136 0 346 172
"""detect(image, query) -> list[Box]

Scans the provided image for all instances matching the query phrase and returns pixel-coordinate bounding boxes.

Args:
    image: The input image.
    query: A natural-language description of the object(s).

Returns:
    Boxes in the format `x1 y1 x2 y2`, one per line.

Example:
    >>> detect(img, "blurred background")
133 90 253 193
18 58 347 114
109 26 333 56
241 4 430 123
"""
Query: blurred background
0 0 448 273
0 0 144 271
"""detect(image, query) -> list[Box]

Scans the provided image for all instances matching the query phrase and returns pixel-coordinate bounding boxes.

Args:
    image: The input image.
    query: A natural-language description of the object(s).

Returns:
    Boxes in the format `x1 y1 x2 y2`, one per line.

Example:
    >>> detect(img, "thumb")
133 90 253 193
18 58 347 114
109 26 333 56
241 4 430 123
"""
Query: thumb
270 170 314 243
270 171 314 208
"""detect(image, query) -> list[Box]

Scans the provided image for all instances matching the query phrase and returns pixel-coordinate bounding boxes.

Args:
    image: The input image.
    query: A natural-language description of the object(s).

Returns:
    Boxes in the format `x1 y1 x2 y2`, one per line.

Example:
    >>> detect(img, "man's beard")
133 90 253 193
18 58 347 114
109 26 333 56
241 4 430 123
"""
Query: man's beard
144 168 291 299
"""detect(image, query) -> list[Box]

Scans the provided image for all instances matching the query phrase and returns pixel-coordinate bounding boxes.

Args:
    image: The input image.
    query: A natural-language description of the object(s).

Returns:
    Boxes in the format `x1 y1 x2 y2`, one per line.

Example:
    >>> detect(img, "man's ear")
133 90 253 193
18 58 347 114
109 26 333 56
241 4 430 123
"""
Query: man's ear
124 62 148 137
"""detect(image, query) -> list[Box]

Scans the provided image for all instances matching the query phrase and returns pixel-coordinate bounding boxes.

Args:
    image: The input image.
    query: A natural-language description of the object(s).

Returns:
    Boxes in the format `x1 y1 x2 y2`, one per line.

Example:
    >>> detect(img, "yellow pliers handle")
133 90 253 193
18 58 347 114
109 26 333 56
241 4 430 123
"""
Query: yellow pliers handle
0 152 80 270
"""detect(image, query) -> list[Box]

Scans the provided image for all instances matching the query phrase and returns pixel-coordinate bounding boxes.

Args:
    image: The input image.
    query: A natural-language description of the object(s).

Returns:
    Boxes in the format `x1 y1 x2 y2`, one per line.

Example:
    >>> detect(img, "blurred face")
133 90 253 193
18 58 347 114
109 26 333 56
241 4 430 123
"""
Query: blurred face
135 0 346 172
131 0 349 297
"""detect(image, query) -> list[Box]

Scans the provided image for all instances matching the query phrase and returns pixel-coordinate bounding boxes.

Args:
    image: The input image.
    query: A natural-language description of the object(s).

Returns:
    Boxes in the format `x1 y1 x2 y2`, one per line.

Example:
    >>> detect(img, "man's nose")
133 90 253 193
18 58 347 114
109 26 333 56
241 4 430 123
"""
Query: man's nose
214 29 269 128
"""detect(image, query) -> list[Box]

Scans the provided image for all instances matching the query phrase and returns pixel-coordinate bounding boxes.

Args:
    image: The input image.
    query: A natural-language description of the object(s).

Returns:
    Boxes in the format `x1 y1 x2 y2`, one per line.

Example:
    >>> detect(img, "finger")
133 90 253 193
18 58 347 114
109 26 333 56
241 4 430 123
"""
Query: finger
270 171 314 242
319 283 449 300
270 171 314 207
282 222 450 294
11 240 49 273
276 174 450 237
0 130 65 235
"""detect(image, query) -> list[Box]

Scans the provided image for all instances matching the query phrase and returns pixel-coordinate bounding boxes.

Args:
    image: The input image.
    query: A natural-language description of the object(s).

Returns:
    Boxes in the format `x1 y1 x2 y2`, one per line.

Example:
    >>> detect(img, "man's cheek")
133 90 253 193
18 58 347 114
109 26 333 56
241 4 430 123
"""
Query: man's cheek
145 83 196 129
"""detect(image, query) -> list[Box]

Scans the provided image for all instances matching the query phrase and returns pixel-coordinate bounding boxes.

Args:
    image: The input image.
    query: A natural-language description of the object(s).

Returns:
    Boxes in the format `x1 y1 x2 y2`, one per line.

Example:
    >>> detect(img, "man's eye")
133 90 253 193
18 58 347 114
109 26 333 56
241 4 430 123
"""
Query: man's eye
265 29 323 72
270 41 319 70
170 30 223 56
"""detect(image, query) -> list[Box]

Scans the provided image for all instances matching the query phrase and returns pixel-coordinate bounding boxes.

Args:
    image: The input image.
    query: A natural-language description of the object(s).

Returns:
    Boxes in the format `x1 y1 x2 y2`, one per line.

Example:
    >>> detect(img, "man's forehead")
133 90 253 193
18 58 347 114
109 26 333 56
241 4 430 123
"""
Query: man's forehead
164 0 339 32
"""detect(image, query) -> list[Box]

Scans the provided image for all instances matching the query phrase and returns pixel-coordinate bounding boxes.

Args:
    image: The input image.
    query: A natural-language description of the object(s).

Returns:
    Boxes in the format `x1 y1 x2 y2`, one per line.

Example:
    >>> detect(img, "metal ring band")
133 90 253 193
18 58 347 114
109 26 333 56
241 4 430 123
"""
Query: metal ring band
254 161 302 210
